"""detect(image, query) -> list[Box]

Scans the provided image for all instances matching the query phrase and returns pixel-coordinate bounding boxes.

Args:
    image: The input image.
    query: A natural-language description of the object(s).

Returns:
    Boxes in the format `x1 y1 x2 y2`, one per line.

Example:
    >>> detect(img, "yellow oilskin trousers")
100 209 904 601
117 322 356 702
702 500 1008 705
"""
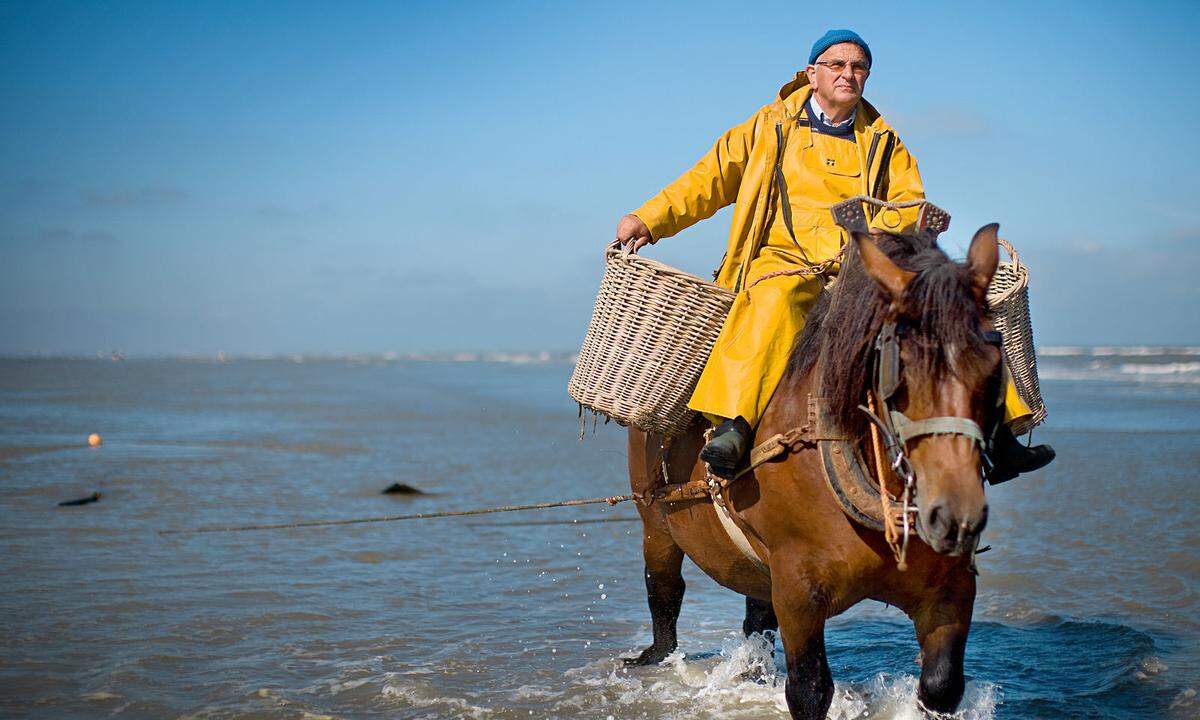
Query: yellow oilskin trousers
689 128 859 427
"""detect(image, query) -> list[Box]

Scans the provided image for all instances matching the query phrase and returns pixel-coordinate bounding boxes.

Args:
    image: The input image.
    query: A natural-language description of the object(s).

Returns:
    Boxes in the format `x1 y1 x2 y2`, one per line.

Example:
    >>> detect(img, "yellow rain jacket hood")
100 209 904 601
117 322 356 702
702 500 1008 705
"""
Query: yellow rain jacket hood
633 72 924 291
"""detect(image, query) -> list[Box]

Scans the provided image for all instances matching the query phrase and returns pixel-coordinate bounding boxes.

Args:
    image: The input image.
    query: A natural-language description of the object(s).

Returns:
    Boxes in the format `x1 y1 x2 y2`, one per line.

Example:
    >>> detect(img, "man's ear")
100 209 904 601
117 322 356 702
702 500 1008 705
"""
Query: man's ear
967 223 1000 303
855 232 915 302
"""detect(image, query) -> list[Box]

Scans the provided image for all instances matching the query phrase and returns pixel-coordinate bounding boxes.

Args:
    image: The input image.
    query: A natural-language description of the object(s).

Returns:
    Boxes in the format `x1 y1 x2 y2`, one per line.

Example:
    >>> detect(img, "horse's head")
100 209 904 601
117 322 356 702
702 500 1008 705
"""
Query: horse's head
854 225 1001 556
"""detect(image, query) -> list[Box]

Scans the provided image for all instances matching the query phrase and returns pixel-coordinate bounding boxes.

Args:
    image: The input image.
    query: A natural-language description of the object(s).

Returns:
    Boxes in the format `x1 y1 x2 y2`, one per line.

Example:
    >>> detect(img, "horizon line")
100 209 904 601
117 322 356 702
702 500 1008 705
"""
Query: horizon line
3 345 1200 363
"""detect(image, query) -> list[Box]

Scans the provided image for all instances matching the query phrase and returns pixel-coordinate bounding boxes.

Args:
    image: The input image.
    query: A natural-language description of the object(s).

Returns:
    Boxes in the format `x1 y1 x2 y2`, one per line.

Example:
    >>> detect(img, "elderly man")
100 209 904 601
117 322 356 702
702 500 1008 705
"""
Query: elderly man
615 29 1053 481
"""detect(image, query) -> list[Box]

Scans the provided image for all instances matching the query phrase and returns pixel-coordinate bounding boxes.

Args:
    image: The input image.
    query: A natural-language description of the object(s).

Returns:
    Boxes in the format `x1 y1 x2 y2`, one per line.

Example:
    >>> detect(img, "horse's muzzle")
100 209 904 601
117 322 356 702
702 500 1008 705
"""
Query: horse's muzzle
918 497 988 556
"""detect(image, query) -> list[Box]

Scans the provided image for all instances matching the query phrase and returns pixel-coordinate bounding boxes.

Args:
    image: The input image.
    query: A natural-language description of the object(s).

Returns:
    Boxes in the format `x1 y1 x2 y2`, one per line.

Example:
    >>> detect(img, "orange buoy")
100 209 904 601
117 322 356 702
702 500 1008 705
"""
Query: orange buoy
88 433 102 447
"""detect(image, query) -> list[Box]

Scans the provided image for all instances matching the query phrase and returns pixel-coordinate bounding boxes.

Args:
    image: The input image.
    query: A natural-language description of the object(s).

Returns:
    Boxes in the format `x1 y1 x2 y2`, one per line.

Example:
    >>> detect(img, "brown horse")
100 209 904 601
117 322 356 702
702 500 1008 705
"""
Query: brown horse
625 225 1004 718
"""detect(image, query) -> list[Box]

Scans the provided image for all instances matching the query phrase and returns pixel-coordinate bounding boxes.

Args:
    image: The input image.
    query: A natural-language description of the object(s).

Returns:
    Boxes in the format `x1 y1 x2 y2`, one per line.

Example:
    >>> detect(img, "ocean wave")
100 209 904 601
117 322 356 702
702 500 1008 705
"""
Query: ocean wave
1092 346 1200 357
1039 368 1200 385
1037 356 1200 385
1119 362 1200 375
1039 346 1200 357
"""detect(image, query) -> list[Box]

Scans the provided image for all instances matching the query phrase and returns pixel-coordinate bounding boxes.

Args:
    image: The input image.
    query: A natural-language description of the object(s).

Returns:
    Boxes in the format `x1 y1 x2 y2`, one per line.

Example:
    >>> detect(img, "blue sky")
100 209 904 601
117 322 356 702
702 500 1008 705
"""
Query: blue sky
2 0 1198 355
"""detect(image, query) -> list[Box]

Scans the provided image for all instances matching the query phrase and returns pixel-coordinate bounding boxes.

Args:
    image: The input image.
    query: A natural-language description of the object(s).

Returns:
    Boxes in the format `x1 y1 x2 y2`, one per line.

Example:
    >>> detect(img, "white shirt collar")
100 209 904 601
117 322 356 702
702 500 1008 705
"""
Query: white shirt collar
808 94 856 128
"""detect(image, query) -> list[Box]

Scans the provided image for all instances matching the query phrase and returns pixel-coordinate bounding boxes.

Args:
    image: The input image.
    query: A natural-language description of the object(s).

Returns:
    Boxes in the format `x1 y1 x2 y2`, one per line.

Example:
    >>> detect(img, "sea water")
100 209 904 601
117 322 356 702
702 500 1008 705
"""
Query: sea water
0 350 1196 719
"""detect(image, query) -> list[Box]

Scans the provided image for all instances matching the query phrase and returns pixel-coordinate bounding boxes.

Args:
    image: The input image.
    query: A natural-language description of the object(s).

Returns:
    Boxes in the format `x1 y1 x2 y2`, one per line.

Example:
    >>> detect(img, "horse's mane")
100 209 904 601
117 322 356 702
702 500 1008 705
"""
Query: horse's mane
787 232 990 438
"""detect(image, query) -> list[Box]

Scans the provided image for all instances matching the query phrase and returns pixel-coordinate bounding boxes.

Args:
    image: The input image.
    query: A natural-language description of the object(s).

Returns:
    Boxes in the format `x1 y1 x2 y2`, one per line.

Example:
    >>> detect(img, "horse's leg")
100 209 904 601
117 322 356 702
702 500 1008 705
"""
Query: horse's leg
624 427 691 667
736 596 780 684
622 524 685 666
773 577 833 719
743 596 778 638
912 573 976 714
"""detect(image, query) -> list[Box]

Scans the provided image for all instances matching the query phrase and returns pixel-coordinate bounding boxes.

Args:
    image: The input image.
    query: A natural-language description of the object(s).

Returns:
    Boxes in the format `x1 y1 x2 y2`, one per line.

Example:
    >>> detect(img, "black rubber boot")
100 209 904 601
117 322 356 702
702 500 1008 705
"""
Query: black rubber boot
987 425 1055 485
700 417 752 480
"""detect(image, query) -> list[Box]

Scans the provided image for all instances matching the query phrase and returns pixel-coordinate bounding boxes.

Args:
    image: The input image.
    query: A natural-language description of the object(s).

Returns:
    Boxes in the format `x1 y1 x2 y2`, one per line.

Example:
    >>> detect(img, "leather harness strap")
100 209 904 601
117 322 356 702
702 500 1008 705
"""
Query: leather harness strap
889 412 986 447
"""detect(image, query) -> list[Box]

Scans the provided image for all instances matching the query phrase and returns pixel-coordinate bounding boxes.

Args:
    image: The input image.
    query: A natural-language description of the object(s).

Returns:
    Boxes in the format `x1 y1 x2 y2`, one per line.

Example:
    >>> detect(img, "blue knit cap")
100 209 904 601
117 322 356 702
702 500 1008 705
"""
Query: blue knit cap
808 29 872 67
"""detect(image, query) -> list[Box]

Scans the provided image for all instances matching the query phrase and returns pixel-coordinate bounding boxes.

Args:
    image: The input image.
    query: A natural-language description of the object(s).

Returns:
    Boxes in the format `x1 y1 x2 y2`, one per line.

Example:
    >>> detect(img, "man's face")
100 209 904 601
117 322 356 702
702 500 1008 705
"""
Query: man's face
805 42 870 107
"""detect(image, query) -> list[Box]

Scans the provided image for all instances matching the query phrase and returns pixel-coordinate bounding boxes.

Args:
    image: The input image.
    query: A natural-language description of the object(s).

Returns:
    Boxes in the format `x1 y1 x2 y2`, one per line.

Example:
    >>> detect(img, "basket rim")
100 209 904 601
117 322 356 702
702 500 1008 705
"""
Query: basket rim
986 262 1029 305
605 243 733 296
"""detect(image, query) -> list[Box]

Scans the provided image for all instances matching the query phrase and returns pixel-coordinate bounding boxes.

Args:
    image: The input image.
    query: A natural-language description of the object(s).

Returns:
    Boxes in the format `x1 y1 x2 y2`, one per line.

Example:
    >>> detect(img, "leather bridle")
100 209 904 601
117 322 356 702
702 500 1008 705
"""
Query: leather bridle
859 320 1004 502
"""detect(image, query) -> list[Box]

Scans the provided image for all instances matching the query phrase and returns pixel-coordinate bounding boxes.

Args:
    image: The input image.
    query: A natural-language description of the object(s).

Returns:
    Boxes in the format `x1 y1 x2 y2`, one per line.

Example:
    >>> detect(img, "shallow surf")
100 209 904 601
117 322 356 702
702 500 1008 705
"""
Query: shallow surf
1 354 1196 718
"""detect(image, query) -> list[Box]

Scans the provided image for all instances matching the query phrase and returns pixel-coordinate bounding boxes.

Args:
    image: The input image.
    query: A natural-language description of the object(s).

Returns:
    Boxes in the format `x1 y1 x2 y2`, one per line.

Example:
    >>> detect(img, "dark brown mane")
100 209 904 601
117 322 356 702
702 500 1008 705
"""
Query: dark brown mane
787 232 991 437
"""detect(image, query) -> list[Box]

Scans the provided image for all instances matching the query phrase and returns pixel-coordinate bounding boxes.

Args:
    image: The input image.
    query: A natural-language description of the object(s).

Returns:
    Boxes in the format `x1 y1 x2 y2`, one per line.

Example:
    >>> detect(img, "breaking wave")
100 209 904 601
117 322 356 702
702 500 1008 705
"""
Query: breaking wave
1037 348 1200 385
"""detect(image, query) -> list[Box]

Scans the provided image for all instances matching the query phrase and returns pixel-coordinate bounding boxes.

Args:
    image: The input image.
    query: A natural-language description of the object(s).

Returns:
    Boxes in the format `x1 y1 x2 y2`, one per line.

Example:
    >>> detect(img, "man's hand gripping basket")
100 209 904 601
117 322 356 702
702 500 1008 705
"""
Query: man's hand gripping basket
567 242 733 437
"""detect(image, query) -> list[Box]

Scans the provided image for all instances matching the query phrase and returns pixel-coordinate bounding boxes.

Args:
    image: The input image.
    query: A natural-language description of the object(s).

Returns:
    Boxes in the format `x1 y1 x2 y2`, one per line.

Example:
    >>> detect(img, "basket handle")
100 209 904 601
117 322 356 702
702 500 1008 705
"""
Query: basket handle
997 237 1022 272
607 238 638 260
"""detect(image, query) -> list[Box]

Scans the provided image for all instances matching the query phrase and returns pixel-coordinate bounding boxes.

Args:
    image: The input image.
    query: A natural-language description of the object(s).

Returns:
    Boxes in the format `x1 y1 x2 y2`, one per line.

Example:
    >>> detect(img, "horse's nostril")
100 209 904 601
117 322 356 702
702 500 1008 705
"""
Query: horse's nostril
927 503 951 539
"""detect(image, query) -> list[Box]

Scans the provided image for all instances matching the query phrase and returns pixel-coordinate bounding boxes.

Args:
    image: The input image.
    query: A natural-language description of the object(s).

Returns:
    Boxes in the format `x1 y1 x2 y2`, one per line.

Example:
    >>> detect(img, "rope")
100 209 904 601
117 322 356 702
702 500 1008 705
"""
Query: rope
745 246 845 290
744 194 931 292
868 393 908 571
849 196 927 209
159 495 634 535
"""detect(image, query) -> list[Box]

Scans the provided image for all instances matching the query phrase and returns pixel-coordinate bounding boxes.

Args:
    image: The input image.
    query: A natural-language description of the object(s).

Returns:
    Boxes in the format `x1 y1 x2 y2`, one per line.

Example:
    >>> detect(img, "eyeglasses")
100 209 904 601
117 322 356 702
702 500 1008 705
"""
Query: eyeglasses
814 60 870 76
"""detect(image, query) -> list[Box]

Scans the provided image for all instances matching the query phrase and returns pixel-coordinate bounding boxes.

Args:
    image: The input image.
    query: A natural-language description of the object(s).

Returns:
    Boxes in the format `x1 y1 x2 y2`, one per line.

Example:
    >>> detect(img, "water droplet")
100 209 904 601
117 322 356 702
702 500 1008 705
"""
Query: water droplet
600 593 607 600
598 583 605 590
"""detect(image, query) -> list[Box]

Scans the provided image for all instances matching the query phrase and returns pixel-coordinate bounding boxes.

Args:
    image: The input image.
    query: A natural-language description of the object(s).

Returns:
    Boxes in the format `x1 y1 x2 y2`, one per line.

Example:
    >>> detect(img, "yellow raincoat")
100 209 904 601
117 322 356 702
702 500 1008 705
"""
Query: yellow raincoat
633 72 1032 428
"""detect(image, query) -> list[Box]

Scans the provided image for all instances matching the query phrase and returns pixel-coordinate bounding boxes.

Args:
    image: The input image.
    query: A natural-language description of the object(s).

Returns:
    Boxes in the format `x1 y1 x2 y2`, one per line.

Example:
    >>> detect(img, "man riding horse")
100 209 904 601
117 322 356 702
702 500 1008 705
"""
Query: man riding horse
615 29 1054 482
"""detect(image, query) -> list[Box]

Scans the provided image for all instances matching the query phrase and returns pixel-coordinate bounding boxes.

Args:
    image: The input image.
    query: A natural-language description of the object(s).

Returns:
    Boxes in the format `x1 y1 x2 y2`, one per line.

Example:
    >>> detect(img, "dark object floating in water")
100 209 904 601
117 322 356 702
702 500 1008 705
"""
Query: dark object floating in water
382 483 424 495
59 492 101 507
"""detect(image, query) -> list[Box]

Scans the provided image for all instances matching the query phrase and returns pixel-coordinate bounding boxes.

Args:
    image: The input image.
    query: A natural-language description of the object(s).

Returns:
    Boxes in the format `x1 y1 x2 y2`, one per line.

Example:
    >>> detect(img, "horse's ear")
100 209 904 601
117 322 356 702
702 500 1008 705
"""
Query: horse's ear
854 231 915 302
967 223 1000 303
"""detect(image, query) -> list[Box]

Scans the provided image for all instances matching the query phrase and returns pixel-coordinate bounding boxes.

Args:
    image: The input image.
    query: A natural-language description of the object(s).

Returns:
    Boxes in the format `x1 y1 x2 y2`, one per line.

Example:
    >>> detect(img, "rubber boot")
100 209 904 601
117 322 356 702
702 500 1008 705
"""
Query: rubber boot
700 417 752 480
987 425 1055 485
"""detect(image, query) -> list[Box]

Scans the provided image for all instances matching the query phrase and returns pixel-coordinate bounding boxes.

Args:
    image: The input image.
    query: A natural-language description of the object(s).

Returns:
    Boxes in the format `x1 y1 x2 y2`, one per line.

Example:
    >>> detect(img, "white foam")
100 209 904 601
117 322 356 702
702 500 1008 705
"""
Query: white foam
1092 346 1200 356
547 634 999 719
1039 366 1200 385
380 676 493 717
1119 362 1200 375
1039 346 1200 358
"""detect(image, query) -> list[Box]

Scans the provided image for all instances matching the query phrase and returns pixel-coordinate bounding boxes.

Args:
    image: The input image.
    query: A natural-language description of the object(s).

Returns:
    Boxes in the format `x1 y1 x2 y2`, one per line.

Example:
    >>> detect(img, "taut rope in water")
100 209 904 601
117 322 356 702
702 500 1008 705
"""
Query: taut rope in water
159 494 634 535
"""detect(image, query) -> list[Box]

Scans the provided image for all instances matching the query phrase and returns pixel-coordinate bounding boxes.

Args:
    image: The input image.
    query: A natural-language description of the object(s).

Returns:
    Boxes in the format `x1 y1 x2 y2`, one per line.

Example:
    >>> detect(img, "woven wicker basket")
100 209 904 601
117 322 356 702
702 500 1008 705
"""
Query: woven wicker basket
568 242 734 437
986 238 1047 435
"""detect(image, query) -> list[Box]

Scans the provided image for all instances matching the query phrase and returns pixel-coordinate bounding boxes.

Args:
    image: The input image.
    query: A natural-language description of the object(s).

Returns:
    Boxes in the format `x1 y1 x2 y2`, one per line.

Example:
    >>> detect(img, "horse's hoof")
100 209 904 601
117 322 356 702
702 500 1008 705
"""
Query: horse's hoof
622 647 671 666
